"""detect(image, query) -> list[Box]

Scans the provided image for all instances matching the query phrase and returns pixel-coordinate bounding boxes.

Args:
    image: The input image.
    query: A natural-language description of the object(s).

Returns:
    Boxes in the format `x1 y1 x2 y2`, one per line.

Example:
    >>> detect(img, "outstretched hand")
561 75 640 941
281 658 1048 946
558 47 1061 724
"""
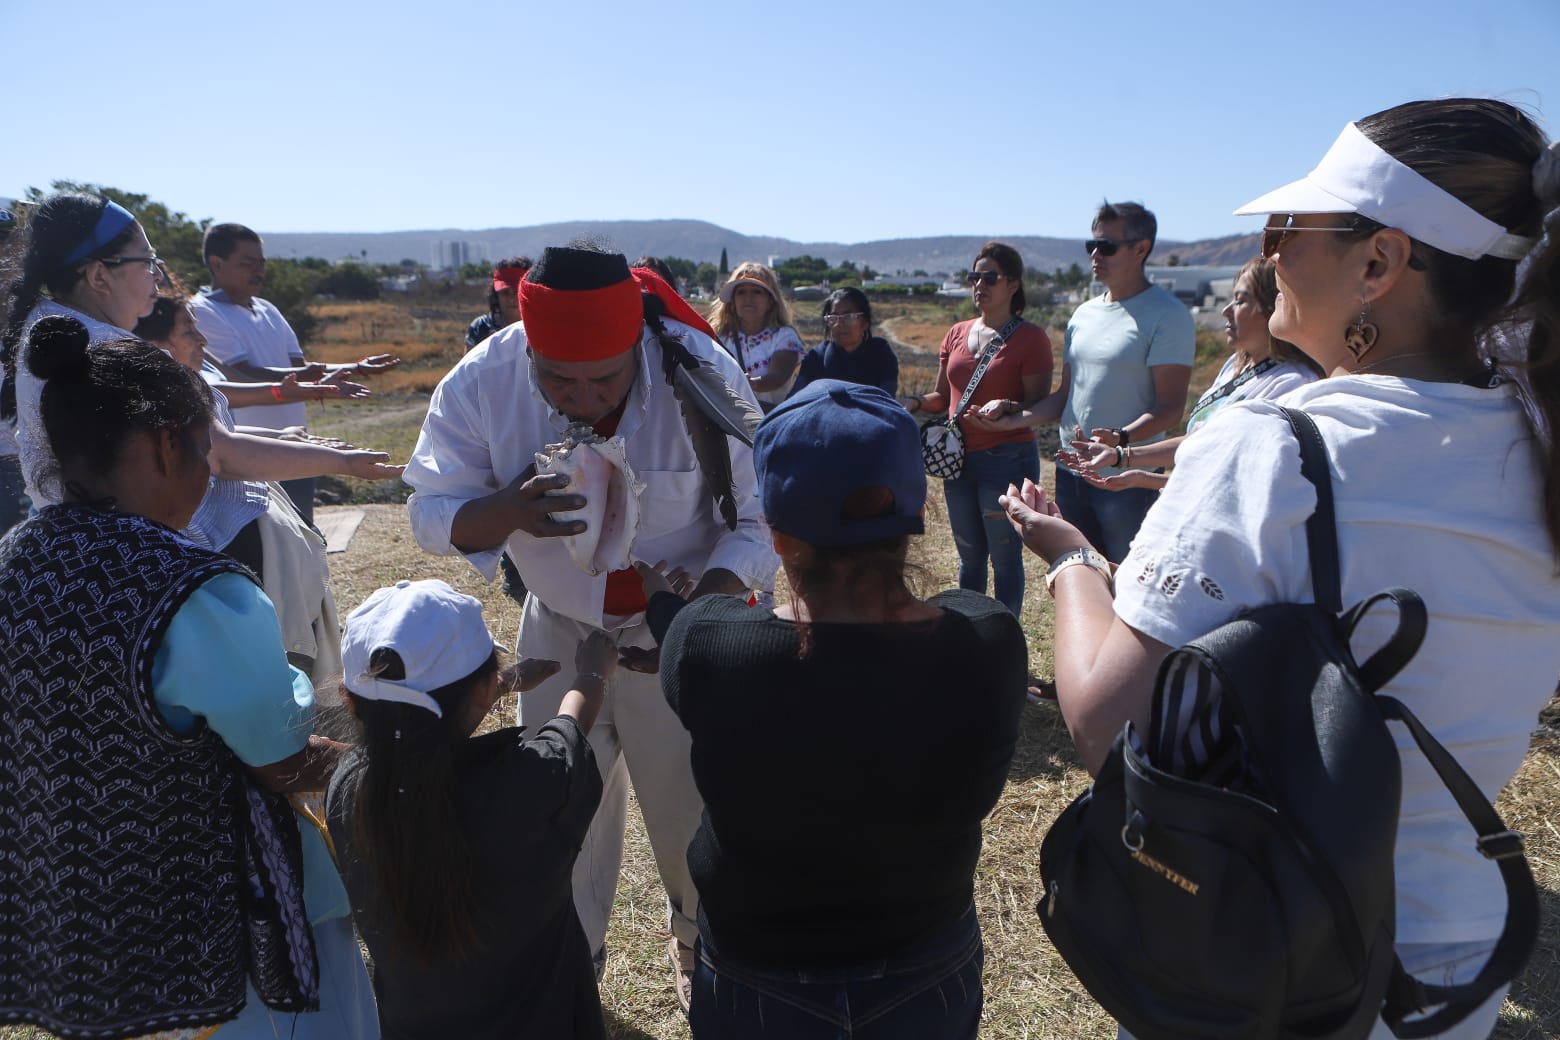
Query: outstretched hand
350 354 401 375
501 657 561 694
998 478 1090 563
317 369 372 398
575 631 618 683
634 560 695 600
340 450 405 480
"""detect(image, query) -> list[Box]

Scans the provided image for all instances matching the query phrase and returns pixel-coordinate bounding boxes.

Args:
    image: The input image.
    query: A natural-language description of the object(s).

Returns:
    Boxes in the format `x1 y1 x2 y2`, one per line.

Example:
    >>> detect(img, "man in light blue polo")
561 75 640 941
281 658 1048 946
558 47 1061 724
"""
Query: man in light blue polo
1056 200 1194 560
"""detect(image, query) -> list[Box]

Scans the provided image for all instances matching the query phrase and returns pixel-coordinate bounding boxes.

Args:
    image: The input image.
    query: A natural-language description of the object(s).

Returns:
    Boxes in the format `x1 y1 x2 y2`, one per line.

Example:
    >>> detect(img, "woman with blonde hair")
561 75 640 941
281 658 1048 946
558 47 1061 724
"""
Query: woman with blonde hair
709 261 803 409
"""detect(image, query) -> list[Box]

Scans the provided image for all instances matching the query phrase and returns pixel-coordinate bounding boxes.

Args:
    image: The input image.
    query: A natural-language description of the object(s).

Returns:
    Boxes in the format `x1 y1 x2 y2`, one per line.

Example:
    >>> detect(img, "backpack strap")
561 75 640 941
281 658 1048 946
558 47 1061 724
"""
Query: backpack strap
1280 410 1537 1036
1278 407 1341 613
1375 693 1540 1037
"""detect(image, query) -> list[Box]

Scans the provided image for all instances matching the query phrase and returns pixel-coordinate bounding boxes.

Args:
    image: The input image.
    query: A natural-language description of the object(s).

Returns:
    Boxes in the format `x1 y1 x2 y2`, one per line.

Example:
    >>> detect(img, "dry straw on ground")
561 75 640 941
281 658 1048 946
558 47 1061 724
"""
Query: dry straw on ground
2 297 1555 1040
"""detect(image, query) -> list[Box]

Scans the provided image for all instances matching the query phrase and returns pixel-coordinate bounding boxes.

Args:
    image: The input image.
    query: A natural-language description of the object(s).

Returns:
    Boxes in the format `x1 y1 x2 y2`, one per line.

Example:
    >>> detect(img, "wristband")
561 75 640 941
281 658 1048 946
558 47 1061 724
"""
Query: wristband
1113 445 1125 466
1044 547 1114 595
1113 427 1130 446
270 384 285 402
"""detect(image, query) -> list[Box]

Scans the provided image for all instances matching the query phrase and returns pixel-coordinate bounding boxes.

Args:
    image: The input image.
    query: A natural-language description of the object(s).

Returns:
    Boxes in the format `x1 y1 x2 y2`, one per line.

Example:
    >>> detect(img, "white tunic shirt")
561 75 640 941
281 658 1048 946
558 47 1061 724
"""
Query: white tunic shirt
188 289 307 432
1114 376 1560 944
404 318 778 629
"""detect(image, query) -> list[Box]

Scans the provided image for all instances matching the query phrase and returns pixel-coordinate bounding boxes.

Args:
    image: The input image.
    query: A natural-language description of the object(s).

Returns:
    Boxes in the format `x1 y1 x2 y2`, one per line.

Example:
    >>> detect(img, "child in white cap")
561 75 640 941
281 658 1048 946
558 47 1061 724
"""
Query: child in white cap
325 579 613 1039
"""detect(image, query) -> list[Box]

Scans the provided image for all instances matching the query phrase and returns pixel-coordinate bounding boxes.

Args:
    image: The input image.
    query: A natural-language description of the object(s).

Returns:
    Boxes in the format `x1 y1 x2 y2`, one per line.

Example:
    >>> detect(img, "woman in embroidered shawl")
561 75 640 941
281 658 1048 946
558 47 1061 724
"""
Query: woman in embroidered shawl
0 317 377 1040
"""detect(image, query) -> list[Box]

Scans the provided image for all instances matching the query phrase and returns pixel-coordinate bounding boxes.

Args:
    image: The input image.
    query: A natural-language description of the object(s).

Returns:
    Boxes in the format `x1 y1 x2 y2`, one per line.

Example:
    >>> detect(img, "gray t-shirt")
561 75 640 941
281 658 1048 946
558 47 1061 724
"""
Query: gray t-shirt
1061 284 1195 467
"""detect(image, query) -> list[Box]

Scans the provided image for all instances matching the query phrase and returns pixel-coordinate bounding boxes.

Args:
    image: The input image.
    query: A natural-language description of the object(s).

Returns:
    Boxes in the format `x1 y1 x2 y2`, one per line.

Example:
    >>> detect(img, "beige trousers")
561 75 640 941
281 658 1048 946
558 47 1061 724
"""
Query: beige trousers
516 595 703 952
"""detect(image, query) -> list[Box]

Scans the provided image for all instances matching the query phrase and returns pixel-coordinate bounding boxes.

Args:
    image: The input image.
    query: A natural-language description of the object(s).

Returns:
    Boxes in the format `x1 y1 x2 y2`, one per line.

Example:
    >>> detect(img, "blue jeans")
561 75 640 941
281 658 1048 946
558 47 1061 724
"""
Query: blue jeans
689 906 984 1039
942 440 1040 615
1053 466 1158 563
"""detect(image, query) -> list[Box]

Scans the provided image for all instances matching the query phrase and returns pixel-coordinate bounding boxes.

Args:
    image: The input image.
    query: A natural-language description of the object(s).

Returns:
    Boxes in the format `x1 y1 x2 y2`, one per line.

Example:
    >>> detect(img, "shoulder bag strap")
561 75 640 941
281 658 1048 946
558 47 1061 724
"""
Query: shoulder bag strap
949 317 1025 423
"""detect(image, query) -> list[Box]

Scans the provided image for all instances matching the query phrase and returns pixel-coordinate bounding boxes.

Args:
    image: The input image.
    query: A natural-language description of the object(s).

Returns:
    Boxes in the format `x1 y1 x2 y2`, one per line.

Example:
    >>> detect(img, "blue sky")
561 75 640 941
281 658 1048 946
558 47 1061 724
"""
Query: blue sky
5 0 1558 244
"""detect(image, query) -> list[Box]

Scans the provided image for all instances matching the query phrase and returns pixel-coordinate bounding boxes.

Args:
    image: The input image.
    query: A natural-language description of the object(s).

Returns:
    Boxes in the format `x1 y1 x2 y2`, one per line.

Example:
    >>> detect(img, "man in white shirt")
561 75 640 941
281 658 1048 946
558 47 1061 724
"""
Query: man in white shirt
189 223 397 523
403 246 776 1009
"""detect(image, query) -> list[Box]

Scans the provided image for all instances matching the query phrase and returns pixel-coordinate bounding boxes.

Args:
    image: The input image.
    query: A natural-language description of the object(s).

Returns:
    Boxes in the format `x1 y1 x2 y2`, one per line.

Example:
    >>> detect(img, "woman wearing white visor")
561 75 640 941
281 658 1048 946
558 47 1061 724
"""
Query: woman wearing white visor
1003 98 1560 1038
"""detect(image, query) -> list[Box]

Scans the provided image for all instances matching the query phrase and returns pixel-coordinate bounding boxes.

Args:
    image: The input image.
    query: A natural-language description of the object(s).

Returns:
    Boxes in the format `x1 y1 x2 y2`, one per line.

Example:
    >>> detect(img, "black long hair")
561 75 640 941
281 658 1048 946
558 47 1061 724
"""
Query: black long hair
341 647 498 962
2 193 139 421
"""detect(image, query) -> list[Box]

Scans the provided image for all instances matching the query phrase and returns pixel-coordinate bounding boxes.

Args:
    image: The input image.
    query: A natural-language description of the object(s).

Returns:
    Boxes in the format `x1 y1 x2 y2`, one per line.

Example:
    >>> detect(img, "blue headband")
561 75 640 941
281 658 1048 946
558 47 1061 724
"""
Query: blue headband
60 201 137 267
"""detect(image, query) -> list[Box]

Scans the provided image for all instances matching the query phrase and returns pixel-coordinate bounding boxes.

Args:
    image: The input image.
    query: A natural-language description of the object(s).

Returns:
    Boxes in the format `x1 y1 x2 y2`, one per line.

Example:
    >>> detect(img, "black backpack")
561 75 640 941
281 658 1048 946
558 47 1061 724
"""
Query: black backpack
1037 407 1539 1040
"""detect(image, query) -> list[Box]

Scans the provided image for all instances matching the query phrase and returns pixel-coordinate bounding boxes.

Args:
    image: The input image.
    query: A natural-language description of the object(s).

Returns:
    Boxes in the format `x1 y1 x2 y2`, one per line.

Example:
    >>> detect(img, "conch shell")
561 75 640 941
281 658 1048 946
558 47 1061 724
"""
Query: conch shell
535 423 644 576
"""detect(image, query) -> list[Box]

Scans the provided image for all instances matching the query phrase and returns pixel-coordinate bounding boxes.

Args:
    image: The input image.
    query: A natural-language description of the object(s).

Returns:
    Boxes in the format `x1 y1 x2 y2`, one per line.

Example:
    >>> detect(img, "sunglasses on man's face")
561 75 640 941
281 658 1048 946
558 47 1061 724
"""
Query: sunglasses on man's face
1084 238 1140 257
967 270 1006 286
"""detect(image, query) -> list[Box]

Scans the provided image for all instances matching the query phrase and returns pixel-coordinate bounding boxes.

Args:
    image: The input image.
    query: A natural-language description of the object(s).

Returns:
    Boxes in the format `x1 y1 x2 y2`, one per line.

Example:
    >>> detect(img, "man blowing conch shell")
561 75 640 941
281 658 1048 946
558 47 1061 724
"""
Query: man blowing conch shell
403 245 776 1009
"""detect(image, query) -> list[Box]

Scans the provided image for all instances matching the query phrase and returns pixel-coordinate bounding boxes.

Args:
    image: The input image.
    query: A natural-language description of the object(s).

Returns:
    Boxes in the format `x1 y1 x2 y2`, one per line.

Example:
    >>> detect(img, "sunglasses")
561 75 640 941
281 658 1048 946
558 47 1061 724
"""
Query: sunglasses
1084 238 1141 257
1259 215 1358 259
967 270 1006 286
823 312 865 326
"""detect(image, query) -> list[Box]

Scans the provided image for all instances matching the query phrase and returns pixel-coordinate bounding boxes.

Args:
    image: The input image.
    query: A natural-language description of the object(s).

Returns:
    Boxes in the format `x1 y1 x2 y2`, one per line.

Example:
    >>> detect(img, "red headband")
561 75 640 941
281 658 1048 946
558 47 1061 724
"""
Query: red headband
519 277 643 361
631 267 719 340
492 266 528 293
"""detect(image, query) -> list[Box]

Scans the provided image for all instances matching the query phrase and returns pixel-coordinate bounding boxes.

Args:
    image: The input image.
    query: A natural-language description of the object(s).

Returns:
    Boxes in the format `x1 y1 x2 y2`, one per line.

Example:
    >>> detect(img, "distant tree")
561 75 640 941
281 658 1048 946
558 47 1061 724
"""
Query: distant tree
660 256 698 285
458 262 490 280
316 263 381 300
399 258 419 268
1166 254 1182 267
256 259 321 343
694 262 719 293
912 269 928 277
718 248 729 276
772 255 831 287
861 264 877 281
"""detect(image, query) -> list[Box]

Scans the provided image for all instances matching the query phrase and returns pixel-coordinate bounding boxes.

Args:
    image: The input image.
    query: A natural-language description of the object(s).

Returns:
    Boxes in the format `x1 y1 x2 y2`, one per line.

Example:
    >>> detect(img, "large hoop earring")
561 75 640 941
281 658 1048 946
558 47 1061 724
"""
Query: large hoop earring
1343 302 1379 362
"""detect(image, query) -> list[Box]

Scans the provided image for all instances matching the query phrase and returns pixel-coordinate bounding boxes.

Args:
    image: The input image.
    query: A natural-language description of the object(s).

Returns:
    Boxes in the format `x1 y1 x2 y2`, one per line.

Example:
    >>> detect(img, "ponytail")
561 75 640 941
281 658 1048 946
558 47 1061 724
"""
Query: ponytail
341 647 496 962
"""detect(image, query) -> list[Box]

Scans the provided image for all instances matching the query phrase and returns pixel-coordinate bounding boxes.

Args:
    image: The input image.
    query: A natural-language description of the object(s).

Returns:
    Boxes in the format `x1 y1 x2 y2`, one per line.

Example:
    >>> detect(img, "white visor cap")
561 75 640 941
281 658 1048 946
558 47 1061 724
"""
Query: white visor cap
1234 122 1533 261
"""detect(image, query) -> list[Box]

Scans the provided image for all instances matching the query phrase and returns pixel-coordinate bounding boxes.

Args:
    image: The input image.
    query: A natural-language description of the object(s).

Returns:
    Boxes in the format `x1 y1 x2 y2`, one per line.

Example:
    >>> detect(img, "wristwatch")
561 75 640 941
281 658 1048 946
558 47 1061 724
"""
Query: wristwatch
1044 547 1114 595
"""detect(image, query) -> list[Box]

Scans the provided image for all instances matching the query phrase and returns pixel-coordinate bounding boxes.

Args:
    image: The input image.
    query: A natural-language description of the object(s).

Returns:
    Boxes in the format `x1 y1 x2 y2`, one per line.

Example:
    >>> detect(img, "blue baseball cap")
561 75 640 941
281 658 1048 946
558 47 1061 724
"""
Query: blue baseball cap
754 379 925 547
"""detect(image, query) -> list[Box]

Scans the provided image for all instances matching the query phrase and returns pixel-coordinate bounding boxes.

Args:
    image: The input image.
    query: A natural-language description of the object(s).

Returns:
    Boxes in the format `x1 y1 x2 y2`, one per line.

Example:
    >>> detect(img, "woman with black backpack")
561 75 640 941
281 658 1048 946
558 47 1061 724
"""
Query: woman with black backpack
1004 98 1560 1039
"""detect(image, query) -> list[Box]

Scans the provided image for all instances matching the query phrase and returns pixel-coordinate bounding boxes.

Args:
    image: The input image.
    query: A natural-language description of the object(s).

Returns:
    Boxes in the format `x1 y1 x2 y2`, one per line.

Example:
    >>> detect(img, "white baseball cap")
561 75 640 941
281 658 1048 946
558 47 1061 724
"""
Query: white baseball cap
342 579 499 718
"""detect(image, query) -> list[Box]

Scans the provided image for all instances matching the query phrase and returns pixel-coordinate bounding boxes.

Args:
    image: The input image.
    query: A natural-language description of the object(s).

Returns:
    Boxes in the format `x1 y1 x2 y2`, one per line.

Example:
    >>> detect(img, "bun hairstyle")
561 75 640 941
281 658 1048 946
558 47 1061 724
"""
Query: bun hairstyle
26 315 212 498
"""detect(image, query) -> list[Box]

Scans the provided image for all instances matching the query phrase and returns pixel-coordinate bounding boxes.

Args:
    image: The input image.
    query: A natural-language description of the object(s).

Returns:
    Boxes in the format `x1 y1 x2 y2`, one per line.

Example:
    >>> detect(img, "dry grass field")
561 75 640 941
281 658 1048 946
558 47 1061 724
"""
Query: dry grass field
3 294 1556 1040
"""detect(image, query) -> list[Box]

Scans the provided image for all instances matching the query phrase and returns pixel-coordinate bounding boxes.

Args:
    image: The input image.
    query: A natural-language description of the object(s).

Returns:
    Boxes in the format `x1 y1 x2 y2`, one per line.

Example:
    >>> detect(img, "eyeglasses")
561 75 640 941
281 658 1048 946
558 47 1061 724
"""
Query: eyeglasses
1084 238 1141 257
1259 215 1357 259
967 270 1006 286
823 312 865 326
99 254 163 277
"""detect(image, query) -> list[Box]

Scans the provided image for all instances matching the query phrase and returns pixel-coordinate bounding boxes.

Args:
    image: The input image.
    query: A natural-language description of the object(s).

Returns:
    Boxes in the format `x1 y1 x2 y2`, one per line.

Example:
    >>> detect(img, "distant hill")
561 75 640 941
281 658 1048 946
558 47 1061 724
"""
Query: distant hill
261 219 1262 277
